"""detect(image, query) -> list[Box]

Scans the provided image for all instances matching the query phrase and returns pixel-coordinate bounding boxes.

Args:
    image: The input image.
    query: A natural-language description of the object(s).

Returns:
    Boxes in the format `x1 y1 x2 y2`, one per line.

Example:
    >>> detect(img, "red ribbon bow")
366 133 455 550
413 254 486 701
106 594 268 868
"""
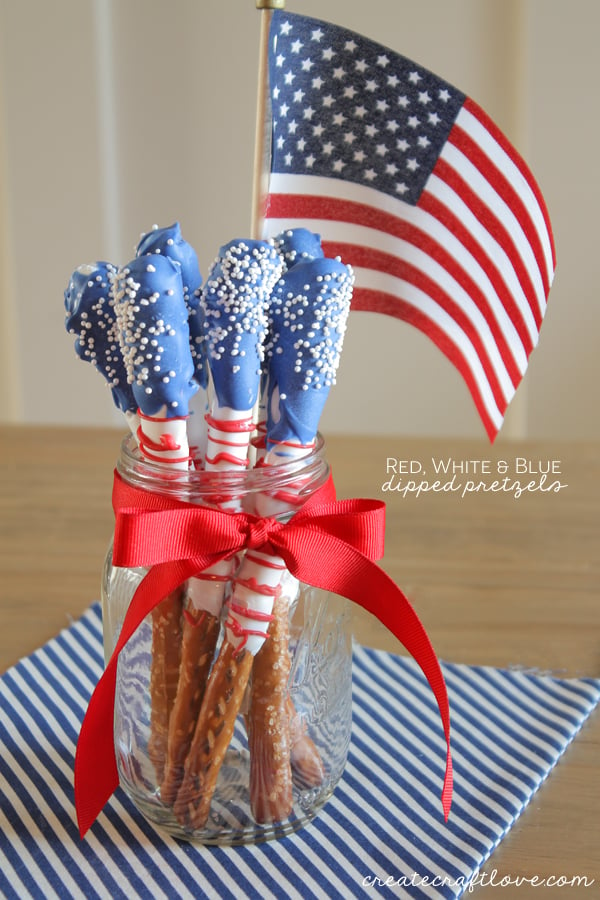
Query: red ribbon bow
74 470 453 837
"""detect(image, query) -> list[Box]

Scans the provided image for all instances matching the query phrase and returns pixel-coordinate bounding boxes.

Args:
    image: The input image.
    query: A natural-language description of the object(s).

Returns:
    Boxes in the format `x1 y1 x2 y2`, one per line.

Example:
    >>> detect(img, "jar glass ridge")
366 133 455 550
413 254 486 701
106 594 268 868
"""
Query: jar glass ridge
102 435 353 844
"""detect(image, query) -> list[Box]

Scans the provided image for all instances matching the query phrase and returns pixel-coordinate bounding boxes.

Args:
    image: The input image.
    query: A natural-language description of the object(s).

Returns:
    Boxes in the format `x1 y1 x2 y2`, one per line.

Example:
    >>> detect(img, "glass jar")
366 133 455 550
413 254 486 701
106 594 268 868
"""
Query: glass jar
101 434 352 845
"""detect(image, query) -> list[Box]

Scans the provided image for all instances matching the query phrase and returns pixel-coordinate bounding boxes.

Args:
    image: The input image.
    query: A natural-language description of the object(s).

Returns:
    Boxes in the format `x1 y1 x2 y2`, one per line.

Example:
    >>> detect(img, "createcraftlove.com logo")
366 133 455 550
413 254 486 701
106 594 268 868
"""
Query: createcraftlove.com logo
362 869 595 891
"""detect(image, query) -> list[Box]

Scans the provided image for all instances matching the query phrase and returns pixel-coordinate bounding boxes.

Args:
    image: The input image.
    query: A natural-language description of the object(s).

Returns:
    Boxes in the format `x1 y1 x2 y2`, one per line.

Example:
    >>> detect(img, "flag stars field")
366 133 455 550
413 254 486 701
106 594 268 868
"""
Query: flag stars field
270 16 460 201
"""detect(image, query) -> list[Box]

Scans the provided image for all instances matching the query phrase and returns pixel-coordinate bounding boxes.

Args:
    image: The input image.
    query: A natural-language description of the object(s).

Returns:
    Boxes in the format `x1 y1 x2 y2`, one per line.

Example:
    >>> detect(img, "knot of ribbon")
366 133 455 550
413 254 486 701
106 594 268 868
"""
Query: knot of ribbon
244 517 280 550
74 469 453 837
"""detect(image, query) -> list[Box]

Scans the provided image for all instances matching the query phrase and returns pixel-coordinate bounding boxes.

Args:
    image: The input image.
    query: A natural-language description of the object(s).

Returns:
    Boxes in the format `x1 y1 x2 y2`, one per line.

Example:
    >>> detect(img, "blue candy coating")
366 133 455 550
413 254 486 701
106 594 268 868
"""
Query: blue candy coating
273 228 324 269
201 238 283 411
136 222 207 389
64 261 136 414
136 222 202 299
266 256 353 448
118 254 197 417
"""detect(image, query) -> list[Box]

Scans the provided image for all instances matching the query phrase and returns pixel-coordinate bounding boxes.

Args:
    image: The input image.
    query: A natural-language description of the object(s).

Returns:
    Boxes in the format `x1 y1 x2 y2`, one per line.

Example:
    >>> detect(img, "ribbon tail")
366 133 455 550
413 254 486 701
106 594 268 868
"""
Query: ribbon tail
279 531 453 821
74 651 120 837
365 561 453 821
74 556 213 837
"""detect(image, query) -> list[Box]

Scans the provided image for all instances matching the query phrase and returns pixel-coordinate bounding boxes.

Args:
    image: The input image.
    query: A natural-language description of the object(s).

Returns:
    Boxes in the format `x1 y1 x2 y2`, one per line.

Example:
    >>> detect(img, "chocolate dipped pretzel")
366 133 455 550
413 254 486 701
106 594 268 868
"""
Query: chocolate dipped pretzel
244 238 353 814
114 250 198 782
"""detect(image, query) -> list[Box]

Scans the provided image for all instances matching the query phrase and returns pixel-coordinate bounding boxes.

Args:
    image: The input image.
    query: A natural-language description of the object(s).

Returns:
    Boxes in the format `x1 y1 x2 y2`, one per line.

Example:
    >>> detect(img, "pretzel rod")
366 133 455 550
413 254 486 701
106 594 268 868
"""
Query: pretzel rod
247 593 293 823
133 409 222 793
130 417 192 785
247 556 324 800
65 225 357 837
162 234 282 806
244 678 325 798
244 242 353 813
287 695 325 788
126 413 193 785
244 455 324 817
170 239 289 825
147 587 185 783
172 547 281 828
159 599 221 804
173 642 254 830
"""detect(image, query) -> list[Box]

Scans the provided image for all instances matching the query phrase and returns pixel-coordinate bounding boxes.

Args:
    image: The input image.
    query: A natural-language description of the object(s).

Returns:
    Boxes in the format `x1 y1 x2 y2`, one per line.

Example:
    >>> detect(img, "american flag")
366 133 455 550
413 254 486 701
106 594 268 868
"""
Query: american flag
262 10 556 440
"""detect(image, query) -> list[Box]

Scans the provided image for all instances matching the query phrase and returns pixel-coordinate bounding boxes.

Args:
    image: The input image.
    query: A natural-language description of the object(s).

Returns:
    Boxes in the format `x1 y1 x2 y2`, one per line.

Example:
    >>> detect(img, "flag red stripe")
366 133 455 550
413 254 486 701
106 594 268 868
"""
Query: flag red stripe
463 97 556 270
429 157 542 331
447 122 551 301
416 188 535 353
350 286 498 442
265 191 532 366
322 239 510 413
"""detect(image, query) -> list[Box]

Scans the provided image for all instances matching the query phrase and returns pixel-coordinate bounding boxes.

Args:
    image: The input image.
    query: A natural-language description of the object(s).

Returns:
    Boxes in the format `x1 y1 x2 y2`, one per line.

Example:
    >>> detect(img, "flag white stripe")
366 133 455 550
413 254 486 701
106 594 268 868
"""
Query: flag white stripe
457 106 555 286
265 172 537 358
267 214 515 428
351 264 504 429
438 142 546 316
424 174 540 347
265 214 525 419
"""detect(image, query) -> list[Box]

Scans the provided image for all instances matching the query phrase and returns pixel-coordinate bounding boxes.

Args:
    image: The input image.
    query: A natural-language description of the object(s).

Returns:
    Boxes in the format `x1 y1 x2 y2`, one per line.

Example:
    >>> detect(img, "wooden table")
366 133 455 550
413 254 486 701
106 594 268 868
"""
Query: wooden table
1 425 598 894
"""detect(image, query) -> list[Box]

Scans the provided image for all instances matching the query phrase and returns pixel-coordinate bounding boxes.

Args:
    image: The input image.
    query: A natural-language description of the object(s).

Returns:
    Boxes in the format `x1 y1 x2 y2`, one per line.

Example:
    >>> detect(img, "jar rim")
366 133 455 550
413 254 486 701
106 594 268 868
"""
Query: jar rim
116 432 328 500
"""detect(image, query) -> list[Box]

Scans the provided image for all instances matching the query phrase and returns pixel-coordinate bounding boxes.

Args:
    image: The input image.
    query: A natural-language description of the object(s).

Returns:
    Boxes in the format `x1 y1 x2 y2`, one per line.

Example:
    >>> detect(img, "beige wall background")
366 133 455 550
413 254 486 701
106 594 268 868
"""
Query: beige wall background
0 0 597 442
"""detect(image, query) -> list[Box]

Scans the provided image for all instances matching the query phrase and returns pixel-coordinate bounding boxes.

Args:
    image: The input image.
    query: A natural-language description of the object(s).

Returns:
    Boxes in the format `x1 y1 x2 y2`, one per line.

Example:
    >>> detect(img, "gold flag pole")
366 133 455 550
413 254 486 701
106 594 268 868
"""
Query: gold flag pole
251 0 285 239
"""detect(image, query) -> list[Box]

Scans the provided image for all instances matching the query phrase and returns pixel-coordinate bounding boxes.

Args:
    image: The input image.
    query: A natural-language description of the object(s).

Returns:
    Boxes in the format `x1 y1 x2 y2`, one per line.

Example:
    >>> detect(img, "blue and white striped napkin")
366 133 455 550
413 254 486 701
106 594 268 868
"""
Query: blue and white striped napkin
0 603 598 900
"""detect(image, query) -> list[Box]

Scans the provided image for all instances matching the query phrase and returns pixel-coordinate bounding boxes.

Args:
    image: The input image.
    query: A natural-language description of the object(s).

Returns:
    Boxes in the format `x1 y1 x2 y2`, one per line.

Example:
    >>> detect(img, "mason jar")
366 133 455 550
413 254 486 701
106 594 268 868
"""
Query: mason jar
101 434 353 845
